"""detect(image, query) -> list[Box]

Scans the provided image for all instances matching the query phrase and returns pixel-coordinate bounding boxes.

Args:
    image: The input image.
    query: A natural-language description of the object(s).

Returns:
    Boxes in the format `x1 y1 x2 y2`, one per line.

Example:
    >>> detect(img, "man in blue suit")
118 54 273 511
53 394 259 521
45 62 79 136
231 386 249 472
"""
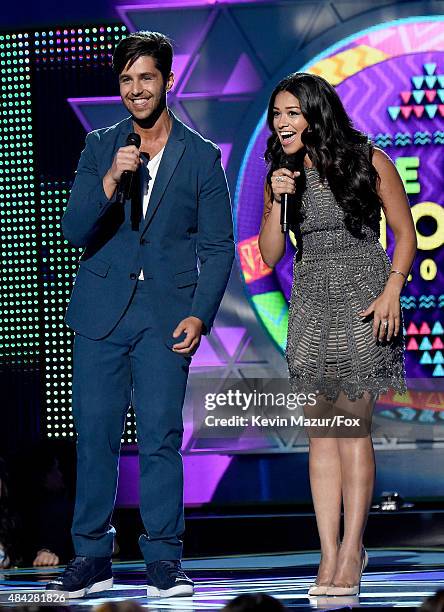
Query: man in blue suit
46 31 234 599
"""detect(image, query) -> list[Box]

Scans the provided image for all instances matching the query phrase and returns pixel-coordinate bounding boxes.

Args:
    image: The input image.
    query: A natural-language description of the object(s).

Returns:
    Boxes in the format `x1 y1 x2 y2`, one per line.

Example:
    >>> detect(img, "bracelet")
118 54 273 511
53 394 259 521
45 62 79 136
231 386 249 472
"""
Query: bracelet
390 269 408 281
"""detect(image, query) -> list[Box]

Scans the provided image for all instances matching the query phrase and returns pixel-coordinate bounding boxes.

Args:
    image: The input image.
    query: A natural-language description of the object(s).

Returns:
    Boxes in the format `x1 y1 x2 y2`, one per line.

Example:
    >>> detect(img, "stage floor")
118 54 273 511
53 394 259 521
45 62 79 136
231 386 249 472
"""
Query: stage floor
1 549 443 610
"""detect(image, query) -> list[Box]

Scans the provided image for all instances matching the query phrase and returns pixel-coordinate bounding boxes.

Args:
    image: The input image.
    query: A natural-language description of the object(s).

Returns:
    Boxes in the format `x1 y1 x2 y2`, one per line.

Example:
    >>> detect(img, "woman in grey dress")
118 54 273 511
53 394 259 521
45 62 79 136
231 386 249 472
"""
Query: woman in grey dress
259 73 416 596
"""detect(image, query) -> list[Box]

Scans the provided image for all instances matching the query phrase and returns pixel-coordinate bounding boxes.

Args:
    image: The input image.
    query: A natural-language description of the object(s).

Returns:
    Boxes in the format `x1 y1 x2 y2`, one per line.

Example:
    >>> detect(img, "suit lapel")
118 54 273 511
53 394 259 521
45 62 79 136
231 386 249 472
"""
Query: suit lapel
140 113 186 235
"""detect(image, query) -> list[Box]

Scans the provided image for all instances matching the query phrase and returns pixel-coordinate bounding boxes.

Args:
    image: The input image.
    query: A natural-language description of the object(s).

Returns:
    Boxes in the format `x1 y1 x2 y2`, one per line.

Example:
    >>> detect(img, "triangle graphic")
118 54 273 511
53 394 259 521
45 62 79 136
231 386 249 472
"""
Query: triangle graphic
230 3 318 76
213 327 247 358
412 90 425 103
236 336 268 364
424 63 437 75
216 143 233 169
425 90 437 103
432 337 444 349
433 351 444 365
388 106 400 120
433 364 444 376
116 6 212 60
420 351 432 364
419 322 431 335
400 91 411 104
432 321 444 335
191 336 225 368
68 96 123 131
68 97 186 132
407 322 419 335
400 106 412 119
181 97 252 146
413 106 424 118
252 292 289 351
172 54 192 89
407 337 419 350
425 104 438 118
419 337 433 351
222 53 262 94
182 11 259 95
425 76 437 88
412 76 424 89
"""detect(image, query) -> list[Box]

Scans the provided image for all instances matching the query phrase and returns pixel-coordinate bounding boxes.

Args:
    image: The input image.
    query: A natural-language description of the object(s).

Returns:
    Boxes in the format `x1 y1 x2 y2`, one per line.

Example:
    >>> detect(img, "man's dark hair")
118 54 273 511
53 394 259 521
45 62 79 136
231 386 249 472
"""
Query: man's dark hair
112 31 173 82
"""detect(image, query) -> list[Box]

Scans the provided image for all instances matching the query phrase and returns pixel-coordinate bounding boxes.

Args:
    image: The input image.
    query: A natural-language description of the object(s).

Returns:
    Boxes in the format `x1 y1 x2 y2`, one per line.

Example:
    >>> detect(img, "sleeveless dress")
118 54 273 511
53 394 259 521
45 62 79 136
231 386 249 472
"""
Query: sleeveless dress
285 165 407 402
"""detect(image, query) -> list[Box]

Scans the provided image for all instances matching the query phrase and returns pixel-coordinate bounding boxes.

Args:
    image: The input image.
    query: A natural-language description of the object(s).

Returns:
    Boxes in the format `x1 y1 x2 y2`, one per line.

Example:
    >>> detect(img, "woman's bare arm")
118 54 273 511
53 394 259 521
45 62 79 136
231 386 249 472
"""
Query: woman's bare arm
259 169 294 268
372 147 417 295
358 147 417 340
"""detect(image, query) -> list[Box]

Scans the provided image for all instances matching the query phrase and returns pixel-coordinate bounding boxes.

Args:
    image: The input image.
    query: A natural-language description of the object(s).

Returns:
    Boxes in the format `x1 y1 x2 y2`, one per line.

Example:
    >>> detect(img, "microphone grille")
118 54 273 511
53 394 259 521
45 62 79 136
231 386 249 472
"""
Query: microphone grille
280 152 298 171
126 132 141 148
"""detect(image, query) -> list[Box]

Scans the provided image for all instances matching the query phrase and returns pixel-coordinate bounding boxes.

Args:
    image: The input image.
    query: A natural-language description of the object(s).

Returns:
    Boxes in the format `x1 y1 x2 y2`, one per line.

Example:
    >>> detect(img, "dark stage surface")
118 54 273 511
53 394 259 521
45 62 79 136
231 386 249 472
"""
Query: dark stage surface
0 549 443 610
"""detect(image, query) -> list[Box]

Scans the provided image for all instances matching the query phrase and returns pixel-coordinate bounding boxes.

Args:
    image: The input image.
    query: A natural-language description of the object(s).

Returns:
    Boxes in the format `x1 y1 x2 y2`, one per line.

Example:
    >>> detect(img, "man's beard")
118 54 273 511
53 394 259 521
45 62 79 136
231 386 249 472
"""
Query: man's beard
129 93 167 129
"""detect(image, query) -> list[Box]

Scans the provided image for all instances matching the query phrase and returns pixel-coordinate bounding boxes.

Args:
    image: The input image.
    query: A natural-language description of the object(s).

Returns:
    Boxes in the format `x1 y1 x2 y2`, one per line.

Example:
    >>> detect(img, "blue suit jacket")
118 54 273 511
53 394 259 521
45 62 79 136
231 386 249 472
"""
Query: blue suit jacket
63 112 234 346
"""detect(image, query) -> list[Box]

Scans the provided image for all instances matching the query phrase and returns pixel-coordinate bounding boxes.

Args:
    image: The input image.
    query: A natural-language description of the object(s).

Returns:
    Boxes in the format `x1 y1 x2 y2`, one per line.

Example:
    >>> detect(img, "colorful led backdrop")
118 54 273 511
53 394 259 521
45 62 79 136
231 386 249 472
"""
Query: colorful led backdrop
235 17 444 394
1 2 443 507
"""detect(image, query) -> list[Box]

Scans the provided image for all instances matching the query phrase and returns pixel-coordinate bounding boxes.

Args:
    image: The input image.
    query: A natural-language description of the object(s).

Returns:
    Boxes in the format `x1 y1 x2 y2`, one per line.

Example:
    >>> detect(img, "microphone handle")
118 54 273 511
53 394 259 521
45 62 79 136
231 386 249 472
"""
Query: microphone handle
280 193 289 233
116 170 134 205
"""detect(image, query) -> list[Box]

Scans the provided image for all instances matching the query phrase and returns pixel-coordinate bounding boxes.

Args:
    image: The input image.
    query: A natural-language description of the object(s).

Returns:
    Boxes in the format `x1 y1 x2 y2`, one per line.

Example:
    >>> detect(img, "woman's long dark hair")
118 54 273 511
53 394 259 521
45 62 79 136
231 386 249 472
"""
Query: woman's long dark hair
265 72 383 237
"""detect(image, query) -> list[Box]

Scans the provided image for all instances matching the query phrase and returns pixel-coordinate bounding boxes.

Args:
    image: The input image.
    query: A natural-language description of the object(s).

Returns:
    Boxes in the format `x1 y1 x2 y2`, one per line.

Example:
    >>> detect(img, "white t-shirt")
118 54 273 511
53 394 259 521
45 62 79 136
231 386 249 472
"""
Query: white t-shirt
139 147 165 281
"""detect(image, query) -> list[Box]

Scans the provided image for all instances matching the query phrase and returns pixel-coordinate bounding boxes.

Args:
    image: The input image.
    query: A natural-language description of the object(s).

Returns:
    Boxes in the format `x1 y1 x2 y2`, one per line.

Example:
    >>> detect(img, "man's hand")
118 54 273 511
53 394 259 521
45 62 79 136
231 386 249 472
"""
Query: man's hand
102 145 142 199
172 317 203 355
33 549 60 567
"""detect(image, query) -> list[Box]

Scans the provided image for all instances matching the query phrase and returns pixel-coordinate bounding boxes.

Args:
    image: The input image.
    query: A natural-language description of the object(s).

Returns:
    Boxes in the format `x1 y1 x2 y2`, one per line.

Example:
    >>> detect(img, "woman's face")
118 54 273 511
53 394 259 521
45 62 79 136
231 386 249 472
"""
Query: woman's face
272 90 309 154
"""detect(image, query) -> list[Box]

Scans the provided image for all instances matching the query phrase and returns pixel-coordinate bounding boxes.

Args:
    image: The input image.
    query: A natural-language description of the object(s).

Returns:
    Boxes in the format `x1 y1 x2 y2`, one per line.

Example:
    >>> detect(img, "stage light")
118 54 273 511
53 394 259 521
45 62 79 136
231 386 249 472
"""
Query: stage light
0 31 39 371
372 492 414 511
36 22 135 443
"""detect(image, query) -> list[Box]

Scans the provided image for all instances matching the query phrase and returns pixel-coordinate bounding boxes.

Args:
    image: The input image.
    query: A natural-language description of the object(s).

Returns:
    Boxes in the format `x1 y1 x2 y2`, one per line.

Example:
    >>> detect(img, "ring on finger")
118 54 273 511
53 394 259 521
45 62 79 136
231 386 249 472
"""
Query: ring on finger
276 176 284 182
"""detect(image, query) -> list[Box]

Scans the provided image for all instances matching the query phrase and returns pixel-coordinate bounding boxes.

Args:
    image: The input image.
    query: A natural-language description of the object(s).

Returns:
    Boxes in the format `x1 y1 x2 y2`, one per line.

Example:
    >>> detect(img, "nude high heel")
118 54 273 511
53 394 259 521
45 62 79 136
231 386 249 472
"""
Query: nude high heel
308 547 340 596
308 581 329 596
325 548 368 596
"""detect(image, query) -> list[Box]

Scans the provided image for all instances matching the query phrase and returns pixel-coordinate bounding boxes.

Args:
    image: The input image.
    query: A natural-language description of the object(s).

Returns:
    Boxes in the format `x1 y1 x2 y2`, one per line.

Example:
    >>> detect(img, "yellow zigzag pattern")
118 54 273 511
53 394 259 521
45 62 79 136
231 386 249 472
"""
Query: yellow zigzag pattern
309 45 390 84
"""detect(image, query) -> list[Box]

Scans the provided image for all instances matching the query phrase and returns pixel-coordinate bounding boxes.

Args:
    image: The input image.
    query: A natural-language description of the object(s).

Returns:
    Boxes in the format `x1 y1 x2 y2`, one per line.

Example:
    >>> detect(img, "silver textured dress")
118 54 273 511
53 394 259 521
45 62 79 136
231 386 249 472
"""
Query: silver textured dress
285 165 407 402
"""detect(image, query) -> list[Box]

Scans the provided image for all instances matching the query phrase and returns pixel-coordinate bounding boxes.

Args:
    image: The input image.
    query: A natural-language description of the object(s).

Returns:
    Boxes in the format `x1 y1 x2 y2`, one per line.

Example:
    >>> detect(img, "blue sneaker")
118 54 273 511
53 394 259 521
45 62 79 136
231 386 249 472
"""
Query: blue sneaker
46 556 113 598
146 560 194 597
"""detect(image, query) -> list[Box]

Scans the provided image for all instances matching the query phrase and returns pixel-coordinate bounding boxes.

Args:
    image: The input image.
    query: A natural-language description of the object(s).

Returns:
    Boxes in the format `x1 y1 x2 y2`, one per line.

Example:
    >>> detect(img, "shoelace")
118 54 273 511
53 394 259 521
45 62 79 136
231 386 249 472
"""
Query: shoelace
61 557 89 582
160 561 188 581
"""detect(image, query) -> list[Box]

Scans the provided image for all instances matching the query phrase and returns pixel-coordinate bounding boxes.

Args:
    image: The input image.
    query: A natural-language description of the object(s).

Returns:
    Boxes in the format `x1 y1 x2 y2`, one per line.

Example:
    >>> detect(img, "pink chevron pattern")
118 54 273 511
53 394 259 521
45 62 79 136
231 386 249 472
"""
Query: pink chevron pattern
336 52 444 136
351 21 444 55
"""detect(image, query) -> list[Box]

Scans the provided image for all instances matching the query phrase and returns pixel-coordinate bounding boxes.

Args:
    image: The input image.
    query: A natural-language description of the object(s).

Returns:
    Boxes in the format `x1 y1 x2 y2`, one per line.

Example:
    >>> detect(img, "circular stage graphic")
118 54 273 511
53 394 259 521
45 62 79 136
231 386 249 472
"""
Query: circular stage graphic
234 17 444 385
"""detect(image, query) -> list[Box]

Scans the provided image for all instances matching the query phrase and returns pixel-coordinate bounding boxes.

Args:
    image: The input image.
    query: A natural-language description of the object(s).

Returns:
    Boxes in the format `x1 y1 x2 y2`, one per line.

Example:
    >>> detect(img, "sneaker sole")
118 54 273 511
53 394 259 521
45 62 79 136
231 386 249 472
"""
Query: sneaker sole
47 577 114 599
146 584 194 598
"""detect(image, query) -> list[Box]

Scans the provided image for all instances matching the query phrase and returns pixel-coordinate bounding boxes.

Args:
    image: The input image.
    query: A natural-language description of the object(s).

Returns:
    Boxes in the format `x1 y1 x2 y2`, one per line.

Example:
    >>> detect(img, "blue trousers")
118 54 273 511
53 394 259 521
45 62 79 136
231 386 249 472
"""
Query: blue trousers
70 280 190 563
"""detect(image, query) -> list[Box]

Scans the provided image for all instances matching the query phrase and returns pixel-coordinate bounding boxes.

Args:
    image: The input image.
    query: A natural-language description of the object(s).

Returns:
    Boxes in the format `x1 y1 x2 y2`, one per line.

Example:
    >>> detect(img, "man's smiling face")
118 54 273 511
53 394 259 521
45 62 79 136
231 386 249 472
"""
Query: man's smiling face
119 55 174 121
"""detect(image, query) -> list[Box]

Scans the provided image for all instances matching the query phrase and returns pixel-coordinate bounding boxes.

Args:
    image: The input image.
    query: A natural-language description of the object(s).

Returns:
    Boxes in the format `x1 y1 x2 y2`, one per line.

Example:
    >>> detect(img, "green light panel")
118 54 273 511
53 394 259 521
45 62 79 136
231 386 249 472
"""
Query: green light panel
36 21 136 444
40 183 78 439
0 32 39 369
40 183 138 443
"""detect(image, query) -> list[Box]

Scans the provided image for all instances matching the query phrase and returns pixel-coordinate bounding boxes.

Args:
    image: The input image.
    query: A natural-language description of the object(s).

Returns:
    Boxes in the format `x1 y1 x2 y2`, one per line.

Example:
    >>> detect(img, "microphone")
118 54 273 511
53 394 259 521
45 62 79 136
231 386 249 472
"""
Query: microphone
280 154 297 233
115 132 141 205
